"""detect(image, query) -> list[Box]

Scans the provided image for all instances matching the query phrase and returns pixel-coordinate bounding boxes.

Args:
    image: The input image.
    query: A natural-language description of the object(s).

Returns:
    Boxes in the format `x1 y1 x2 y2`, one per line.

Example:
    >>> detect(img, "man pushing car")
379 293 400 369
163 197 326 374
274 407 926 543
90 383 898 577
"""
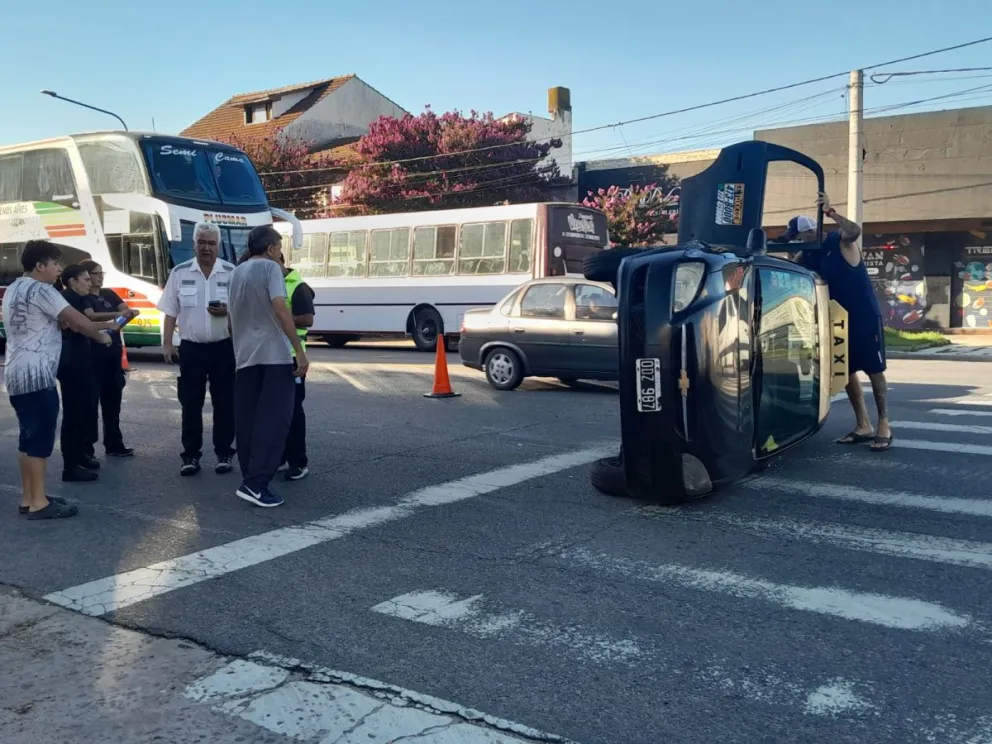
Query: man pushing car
779 191 893 452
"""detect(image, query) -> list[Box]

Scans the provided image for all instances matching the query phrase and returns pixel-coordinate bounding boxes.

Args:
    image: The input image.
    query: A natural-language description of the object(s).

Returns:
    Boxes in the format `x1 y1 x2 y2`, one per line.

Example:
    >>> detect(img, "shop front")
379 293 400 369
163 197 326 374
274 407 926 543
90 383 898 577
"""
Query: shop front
863 233 927 330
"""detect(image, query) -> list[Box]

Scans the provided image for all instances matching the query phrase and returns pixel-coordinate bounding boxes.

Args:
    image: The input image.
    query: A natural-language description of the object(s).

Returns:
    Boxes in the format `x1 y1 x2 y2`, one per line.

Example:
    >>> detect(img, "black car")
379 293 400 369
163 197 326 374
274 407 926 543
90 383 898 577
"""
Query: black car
586 140 850 505
459 277 619 390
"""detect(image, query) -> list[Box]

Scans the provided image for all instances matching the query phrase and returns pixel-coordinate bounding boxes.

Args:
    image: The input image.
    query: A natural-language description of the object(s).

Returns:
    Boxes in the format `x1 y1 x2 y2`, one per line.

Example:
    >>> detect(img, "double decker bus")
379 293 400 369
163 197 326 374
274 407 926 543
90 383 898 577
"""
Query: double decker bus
0 131 301 348
273 202 609 351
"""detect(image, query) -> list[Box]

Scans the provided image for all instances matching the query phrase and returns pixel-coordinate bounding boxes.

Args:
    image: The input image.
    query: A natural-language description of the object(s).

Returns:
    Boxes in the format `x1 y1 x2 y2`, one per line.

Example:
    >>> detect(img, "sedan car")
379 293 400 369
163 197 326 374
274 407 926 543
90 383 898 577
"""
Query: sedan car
459 277 619 390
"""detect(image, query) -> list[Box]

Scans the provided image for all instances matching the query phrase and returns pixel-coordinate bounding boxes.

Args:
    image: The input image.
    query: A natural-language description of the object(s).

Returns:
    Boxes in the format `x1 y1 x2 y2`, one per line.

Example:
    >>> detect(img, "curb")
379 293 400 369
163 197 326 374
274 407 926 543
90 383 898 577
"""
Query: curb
888 350 992 362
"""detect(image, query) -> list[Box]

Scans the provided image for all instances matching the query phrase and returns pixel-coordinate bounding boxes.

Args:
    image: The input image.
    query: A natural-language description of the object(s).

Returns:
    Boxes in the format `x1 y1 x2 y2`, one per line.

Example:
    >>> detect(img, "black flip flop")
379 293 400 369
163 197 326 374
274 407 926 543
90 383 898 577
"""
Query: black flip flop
870 435 894 452
835 431 874 445
18 496 67 516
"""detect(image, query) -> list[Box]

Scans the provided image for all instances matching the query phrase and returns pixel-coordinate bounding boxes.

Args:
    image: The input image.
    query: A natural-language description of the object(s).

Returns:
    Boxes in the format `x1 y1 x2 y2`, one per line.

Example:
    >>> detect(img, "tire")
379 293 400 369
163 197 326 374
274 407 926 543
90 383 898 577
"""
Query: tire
323 336 350 348
484 347 524 391
590 453 628 498
411 306 443 352
582 247 648 285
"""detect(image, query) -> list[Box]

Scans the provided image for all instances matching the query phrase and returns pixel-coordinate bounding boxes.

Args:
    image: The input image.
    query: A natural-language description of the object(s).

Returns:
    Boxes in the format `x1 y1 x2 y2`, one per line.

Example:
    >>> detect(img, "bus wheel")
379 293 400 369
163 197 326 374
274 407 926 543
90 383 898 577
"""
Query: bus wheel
322 335 350 348
410 306 443 352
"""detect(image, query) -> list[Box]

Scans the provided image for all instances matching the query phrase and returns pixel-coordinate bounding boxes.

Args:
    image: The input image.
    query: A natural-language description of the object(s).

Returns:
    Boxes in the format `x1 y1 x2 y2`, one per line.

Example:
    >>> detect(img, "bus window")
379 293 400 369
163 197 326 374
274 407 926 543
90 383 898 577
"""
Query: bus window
328 231 367 277
0 242 26 286
294 233 328 278
22 149 76 204
412 225 456 276
78 141 146 194
369 228 410 277
0 155 23 201
458 221 507 275
508 219 533 274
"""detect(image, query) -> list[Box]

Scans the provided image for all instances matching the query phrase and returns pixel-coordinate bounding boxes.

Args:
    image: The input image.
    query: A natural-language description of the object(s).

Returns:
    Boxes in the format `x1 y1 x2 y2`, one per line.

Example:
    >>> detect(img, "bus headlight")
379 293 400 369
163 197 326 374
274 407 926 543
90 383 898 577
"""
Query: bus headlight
672 262 706 312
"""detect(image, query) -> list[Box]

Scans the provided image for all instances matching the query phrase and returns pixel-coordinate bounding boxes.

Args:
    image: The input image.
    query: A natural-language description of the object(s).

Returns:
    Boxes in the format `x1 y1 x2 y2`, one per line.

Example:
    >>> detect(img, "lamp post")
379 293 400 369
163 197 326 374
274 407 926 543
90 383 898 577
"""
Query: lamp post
40 90 128 131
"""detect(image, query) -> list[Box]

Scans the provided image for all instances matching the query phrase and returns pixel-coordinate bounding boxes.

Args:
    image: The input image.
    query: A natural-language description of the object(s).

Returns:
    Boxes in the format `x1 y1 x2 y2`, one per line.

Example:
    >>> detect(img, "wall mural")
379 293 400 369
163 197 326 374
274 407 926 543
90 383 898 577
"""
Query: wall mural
863 234 927 330
953 244 992 329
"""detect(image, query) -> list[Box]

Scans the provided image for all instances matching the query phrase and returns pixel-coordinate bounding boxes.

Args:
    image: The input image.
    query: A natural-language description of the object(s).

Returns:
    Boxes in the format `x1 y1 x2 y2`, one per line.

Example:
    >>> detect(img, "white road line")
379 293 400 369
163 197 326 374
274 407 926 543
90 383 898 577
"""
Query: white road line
894 439 992 457
752 478 992 518
322 364 370 392
558 549 972 632
369 590 876 716
42 446 614 616
931 408 992 418
633 508 992 571
186 655 561 744
890 420 992 435
372 590 642 664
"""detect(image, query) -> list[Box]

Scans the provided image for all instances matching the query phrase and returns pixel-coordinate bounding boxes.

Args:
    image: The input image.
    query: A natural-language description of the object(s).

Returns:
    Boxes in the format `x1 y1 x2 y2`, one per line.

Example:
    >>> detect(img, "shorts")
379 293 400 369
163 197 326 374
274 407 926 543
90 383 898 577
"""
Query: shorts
848 315 887 376
9 387 60 458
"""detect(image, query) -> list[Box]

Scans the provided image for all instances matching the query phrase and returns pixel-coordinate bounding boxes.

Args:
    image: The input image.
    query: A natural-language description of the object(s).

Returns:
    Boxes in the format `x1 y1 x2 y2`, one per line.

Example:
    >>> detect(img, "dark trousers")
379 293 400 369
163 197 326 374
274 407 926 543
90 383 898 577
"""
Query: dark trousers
58 365 97 471
282 369 307 469
85 346 125 456
235 363 295 492
177 339 236 460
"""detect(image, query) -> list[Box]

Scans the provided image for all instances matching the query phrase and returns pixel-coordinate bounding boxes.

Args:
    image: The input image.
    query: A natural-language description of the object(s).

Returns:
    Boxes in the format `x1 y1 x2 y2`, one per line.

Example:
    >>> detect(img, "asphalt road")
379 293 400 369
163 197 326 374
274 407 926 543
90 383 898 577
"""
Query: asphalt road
2 343 991 744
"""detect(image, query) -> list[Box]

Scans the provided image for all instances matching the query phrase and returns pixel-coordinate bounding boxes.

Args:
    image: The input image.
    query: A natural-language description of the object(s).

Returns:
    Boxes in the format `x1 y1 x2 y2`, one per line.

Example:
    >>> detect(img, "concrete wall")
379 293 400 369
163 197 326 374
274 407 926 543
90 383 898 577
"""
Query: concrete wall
283 78 407 149
756 105 992 226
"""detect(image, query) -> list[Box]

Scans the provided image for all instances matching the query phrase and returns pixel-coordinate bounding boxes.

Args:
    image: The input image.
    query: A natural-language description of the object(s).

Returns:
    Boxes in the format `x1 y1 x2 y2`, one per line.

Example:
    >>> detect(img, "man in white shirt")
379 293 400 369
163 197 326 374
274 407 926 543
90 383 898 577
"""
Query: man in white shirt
157 222 237 477
3 240 115 520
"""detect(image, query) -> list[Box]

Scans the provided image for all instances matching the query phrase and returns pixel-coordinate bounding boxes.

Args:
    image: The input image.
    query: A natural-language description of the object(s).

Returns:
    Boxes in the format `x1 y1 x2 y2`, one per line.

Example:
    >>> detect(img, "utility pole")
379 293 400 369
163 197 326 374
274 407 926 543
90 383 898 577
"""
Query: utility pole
847 69 864 226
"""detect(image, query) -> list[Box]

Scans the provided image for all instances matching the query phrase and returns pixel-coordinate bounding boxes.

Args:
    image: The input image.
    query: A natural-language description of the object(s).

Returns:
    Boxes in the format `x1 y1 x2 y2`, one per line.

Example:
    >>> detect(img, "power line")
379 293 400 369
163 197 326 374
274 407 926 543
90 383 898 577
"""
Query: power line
262 35 992 181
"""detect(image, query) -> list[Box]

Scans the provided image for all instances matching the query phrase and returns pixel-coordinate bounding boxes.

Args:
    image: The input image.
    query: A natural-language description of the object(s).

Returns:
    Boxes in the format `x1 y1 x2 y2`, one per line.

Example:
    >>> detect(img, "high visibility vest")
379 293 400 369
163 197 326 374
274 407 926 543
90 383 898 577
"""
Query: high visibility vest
284 269 308 356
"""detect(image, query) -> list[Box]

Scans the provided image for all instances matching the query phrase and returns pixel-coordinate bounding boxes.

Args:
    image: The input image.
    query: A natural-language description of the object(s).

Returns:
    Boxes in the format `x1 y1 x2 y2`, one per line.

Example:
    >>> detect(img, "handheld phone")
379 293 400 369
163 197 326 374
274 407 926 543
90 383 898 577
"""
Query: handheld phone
114 315 128 328
208 300 223 308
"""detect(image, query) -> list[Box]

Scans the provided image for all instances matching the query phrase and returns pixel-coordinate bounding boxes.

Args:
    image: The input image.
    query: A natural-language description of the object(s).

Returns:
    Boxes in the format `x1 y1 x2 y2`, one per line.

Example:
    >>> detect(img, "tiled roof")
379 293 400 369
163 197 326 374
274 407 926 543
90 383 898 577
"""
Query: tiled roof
180 75 355 145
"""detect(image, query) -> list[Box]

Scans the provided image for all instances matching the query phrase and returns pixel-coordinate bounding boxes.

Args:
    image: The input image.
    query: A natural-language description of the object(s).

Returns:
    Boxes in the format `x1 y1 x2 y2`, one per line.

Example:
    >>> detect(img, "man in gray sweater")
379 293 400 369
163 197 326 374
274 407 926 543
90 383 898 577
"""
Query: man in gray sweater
227 226 310 507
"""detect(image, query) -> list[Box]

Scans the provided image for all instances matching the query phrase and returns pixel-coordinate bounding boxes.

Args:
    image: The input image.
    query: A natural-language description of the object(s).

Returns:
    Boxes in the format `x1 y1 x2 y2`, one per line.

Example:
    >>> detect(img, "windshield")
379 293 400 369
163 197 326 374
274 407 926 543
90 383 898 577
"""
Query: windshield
140 139 267 206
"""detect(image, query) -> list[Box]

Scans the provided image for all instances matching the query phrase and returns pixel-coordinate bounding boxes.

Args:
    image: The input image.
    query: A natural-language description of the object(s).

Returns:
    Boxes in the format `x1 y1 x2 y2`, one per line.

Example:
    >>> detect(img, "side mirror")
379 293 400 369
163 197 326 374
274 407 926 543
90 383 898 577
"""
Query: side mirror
745 228 767 257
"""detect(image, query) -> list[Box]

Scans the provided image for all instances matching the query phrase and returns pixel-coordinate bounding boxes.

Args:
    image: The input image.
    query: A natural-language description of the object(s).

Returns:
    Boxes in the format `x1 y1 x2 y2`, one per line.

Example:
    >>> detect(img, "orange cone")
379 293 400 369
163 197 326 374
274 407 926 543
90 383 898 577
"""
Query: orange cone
424 335 460 399
120 336 131 372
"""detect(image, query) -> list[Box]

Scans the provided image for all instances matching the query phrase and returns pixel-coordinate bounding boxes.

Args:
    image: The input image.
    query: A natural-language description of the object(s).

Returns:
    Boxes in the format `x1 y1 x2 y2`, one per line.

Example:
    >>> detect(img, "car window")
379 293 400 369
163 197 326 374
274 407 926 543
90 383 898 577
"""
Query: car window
575 284 617 321
520 283 567 320
500 290 519 316
754 267 820 455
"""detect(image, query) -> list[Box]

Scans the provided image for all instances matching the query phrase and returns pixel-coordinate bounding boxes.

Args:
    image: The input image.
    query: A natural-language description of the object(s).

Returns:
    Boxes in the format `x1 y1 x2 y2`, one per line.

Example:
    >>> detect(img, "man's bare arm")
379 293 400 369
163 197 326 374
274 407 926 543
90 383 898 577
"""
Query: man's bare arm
829 209 862 244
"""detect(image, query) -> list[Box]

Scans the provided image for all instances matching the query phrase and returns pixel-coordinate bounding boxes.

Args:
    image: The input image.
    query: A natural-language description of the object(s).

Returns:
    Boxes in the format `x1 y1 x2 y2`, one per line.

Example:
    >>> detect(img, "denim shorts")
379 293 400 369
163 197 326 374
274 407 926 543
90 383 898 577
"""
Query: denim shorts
9 387 60 458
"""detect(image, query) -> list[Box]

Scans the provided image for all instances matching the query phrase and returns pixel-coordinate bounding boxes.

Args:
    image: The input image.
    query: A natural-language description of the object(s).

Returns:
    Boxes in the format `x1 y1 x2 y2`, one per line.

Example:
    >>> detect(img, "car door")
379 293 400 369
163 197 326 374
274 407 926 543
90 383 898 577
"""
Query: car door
568 283 619 376
513 282 570 372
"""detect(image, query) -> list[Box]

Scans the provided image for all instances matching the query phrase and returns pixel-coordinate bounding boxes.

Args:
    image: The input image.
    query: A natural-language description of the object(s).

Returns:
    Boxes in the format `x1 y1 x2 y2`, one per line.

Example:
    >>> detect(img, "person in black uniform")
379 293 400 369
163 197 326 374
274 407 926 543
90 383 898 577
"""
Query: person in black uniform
79 260 137 458
57 265 112 482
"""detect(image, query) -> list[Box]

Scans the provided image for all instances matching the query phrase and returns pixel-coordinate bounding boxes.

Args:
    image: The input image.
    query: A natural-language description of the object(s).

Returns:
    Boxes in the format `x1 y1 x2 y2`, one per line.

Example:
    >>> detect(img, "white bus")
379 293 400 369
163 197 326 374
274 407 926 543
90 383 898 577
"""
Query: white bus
0 131 301 348
272 202 610 351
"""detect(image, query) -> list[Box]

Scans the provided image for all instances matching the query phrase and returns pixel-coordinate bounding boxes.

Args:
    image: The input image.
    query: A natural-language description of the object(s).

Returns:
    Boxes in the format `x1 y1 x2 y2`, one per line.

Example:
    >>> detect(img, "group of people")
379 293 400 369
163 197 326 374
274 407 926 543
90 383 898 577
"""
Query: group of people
3 222 313 520
157 221 313 507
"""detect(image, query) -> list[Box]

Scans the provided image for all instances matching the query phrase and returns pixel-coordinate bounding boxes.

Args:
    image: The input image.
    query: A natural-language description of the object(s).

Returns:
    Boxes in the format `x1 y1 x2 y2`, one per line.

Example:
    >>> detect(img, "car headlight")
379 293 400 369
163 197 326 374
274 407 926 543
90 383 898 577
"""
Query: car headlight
672 262 706 312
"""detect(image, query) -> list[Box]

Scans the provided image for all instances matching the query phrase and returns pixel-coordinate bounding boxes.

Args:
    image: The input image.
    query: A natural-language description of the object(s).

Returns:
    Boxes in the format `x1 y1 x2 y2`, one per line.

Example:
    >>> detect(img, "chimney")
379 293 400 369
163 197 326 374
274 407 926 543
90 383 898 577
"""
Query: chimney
548 87 571 120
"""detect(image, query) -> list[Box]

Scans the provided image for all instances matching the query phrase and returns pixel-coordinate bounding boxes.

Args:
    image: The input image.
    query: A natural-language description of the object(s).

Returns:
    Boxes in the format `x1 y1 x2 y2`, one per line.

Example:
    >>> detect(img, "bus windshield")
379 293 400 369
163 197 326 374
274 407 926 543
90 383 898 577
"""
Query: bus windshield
139 138 267 207
545 205 609 276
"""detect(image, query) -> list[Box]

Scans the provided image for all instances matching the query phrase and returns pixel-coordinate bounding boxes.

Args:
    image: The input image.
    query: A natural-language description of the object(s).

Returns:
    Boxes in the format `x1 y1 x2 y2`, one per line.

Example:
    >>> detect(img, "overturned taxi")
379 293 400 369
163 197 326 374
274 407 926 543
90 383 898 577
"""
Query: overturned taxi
585 141 849 505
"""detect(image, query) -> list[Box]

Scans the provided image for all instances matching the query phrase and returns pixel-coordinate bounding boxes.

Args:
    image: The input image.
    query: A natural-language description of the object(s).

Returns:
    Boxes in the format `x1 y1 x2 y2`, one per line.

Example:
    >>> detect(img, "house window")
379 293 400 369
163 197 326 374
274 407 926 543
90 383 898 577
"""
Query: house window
245 103 272 125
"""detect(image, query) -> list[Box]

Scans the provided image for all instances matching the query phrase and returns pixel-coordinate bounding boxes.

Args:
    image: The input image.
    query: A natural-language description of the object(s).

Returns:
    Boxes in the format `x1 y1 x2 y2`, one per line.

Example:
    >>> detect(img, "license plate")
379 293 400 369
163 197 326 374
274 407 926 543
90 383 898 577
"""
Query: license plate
635 357 661 412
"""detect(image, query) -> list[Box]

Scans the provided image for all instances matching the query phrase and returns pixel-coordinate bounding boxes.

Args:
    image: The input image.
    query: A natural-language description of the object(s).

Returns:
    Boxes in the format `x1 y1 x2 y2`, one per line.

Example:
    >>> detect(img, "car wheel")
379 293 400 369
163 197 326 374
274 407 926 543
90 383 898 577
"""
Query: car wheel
590 453 628 498
484 348 524 391
582 247 647 285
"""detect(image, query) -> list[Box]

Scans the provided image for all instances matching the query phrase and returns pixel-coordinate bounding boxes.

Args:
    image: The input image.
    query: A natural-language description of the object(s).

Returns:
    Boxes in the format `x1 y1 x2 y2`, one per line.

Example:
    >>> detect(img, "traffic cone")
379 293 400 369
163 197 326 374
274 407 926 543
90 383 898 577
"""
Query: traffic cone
423 335 460 399
120 336 131 372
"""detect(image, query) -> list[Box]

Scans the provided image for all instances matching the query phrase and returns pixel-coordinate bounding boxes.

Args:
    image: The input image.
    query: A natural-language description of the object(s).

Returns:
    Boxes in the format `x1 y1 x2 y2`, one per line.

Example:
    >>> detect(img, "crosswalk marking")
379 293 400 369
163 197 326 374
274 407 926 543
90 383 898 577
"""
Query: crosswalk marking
891 420 992 435
554 548 973 632
751 478 992 517
42 445 615 616
931 408 992 417
891 439 992 456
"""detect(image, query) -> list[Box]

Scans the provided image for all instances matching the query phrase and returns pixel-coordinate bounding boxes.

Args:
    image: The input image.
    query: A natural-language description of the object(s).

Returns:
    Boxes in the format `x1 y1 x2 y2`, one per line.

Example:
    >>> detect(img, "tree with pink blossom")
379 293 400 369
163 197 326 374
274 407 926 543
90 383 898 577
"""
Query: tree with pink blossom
581 182 679 247
216 133 344 214
330 107 564 215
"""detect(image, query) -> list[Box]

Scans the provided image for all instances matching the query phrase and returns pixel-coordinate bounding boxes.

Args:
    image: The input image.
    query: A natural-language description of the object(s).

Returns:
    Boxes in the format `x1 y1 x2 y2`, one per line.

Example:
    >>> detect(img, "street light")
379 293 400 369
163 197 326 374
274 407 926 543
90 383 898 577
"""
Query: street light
40 90 128 131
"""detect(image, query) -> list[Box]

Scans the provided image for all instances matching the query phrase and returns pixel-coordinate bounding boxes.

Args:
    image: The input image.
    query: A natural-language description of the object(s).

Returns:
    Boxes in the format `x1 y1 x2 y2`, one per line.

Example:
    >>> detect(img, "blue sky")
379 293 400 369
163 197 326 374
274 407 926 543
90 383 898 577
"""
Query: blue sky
2 0 990 162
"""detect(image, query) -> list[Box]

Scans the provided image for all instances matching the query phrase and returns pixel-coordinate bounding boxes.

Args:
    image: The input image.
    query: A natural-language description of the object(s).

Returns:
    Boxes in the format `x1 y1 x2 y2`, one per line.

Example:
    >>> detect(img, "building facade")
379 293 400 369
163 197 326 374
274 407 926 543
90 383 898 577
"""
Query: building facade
574 105 992 332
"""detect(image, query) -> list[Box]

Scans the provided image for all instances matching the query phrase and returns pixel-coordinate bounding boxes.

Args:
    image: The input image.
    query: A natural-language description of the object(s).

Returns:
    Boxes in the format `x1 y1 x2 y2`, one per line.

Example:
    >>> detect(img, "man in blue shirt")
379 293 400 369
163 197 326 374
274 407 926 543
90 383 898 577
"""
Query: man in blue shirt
782 191 892 452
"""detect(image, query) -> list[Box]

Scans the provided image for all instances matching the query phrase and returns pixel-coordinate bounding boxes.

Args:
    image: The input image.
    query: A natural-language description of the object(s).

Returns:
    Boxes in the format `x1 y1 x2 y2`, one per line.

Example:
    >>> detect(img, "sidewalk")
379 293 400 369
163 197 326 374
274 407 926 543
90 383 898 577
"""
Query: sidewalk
888 335 992 362
0 588 549 744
